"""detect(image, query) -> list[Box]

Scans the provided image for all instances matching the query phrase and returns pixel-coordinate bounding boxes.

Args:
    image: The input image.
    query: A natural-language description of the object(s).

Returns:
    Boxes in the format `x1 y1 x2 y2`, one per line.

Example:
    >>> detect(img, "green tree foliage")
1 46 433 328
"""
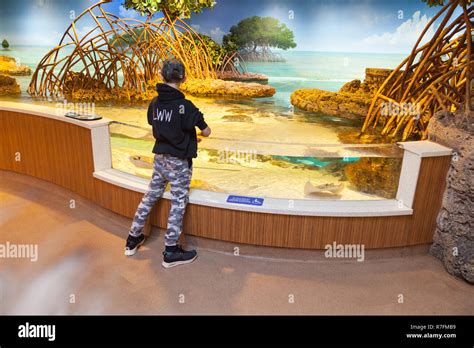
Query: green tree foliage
109 28 145 48
2 39 9 49
190 34 226 67
185 34 237 68
123 0 216 19
223 16 296 52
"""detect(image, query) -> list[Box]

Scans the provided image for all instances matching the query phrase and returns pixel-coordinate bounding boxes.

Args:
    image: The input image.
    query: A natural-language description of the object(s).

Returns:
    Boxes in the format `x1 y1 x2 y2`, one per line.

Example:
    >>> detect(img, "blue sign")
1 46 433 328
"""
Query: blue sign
226 195 264 206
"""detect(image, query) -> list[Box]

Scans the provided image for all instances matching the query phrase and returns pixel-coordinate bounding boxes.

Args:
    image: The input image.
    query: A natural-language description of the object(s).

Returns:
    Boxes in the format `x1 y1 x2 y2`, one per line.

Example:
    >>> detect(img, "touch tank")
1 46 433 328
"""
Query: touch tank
6 0 462 202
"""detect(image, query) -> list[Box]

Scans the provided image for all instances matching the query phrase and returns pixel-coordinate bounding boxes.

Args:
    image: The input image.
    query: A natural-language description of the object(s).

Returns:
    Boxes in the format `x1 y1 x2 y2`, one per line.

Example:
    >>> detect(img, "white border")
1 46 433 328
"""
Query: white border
397 141 452 157
0 101 110 129
93 168 413 217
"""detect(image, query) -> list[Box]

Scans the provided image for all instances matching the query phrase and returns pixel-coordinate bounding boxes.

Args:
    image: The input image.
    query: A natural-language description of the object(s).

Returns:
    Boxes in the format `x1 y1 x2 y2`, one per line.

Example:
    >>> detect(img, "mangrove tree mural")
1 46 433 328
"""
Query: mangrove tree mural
362 0 473 140
27 0 275 101
223 16 297 62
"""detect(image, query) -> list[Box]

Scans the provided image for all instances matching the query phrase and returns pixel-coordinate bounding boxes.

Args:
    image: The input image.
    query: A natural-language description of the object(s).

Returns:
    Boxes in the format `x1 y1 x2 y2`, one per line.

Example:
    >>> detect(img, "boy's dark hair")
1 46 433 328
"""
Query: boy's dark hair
161 59 186 83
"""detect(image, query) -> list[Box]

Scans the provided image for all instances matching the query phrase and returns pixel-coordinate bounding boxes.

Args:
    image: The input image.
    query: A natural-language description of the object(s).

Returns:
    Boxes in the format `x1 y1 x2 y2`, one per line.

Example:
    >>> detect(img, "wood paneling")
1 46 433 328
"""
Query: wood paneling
1 111 96 199
409 155 451 245
0 110 451 249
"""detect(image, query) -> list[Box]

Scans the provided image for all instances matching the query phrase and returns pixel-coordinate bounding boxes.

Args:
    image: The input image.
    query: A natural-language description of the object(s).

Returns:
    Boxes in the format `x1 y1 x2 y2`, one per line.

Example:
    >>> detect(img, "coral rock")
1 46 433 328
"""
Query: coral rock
290 88 373 120
344 157 402 198
217 71 269 84
181 78 275 98
290 68 400 120
428 110 474 283
0 55 32 76
0 74 21 95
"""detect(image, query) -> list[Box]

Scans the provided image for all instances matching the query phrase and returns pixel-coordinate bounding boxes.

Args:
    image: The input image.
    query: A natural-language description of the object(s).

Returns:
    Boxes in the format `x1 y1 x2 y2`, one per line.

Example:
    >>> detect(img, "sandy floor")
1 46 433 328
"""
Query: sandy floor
112 146 385 200
99 96 353 144
1 170 473 315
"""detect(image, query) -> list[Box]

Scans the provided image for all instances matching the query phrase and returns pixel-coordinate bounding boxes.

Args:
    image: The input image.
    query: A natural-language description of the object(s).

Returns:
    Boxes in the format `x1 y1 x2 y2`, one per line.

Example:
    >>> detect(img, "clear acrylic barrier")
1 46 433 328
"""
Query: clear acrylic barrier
109 121 404 201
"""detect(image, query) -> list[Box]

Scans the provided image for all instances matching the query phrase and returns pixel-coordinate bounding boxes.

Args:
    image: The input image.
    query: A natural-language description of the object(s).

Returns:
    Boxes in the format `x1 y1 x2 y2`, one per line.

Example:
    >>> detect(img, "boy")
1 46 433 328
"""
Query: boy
124 59 211 268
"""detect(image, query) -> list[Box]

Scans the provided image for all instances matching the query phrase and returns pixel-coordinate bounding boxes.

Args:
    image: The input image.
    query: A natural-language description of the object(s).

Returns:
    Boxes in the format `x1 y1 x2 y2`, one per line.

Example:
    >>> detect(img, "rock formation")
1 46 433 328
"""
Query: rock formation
344 157 402 199
291 68 398 120
61 73 276 102
428 110 473 283
0 74 21 96
0 55 31 96
217 71 269 84
182 78 275 98
0 56 32 76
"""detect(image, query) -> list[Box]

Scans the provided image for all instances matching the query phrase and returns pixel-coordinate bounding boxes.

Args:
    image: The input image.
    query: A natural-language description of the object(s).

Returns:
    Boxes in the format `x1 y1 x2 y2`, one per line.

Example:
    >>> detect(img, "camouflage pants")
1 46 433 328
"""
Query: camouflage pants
129 154 192 246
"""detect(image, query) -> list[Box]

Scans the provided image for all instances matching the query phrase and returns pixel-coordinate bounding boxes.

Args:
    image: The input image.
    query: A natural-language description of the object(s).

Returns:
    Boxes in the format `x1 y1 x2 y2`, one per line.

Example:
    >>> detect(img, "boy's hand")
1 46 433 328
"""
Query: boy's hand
200 126 211 137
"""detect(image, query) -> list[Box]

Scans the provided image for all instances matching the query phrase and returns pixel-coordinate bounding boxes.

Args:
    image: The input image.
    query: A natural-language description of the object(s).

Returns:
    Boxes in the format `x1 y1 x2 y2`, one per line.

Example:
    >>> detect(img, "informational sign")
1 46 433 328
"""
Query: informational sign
226 195 264 206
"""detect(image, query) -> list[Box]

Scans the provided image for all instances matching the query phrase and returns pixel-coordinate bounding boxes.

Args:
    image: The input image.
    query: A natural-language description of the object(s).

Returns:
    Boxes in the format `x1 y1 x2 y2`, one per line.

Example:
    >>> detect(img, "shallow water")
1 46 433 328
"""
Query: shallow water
1 49 405 200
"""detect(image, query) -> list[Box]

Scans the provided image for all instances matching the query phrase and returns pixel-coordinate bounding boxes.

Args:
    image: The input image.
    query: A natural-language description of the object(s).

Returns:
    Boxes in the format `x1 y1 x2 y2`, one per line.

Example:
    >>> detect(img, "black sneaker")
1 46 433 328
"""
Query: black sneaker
124 234 145 256
162 245 197 268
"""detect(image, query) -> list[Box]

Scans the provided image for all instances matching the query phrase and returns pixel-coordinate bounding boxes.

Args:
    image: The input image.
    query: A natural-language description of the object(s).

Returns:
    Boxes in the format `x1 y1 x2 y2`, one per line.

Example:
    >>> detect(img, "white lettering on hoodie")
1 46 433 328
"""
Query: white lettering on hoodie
154 109 173 122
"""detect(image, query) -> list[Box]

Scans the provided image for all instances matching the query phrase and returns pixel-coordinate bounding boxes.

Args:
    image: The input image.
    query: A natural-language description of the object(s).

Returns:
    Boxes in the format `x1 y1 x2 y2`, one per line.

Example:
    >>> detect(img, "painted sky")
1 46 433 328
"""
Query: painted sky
0 0 462 53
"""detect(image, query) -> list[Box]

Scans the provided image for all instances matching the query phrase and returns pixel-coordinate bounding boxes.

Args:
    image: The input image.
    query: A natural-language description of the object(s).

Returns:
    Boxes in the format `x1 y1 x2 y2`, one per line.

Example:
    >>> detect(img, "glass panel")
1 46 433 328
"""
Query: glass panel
109 121 403 200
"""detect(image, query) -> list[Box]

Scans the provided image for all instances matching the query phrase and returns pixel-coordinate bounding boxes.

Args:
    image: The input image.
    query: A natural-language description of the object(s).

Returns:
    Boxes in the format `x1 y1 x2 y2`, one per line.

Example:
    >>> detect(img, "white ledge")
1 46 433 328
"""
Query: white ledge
397 140 452 157
93 168 413 217
0 101 112 129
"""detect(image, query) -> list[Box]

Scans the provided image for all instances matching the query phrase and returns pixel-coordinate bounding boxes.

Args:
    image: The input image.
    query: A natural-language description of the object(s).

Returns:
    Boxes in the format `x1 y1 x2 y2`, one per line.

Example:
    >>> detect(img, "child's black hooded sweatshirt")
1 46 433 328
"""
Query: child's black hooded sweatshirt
148 83 208 162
